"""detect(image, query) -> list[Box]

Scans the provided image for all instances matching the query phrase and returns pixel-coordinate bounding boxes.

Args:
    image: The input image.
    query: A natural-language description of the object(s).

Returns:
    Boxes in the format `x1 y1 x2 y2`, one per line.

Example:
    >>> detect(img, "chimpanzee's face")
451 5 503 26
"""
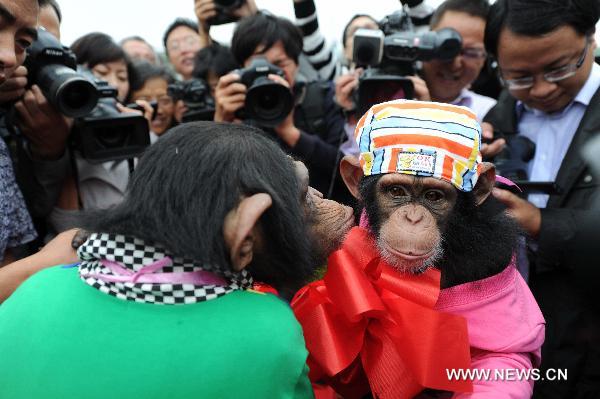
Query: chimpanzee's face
366 173 458 274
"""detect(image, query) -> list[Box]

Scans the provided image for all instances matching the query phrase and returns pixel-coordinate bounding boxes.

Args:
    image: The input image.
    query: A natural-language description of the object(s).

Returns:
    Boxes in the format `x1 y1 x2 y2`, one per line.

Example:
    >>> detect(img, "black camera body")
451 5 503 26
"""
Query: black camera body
492 134 536 182
71 71 149 164
209 0 245 25
168 78 215 122
235 57 294 128
352 9 462 116
24 28 99 118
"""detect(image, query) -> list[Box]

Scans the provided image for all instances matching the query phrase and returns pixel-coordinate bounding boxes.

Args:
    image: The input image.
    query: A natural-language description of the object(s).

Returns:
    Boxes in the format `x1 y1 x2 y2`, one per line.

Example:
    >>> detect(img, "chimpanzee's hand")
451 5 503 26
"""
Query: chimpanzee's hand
335 69 362 112
492 187 541 238
406 75 431 101
0 65 27 104
14 85 73 161
214 72 246 123
480 122 506 159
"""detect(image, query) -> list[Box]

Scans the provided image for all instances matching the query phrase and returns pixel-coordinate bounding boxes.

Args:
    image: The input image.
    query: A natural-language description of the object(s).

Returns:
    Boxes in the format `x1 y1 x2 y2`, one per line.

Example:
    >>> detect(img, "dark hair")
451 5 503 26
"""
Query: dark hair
71 32 135 101
484 0 599 57
231 13 303 65
430 0 489 28
79 122 313 293
162 18 199 55
192 42 239 82
129 60 175 94
71 32 129 69
341 14 378 48
38 0 62 22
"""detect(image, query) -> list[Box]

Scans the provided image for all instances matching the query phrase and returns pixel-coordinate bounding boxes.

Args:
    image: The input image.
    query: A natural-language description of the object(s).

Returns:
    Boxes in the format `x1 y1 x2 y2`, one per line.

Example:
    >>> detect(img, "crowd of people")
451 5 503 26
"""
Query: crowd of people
0 0 599 398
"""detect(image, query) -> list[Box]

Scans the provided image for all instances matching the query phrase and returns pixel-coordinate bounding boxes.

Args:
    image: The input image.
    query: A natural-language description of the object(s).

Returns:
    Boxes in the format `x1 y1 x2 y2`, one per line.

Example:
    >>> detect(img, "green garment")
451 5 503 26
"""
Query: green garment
0 266 313 399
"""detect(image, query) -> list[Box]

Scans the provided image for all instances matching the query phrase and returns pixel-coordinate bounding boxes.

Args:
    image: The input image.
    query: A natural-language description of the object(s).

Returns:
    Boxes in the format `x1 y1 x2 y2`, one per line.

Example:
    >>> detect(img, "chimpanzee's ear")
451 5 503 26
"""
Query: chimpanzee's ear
340 155 364 199
223 193 273 271
472 162 496 206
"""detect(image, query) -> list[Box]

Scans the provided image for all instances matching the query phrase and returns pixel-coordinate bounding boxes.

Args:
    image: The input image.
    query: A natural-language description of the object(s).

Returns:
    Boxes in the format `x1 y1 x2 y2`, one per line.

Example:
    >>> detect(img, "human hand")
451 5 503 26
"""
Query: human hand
14 85 73 160
0 65 27 104
480 122 506 159
335 69 362 112
117 100 154 126
174 100 188 123
406 75 431 101
37 228 82 265
492 188 541 237
232 0 258 19
214 72 246 122
195 0 216 30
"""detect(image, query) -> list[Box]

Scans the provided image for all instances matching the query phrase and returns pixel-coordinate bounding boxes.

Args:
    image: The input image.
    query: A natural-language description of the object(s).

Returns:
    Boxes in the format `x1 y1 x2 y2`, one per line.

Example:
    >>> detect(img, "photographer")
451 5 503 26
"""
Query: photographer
129 60 178 140
483 0 600 397
163 18 202 81
121 36 159 65
194 0 257 48
214 13 351 204
293 0 435 81
0 0 39 265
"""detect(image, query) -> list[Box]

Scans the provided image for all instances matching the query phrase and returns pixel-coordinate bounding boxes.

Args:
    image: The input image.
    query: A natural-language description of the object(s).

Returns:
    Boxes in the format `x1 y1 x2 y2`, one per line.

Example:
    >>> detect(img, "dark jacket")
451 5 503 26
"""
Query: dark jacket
268 80 353 205
484 89 600 399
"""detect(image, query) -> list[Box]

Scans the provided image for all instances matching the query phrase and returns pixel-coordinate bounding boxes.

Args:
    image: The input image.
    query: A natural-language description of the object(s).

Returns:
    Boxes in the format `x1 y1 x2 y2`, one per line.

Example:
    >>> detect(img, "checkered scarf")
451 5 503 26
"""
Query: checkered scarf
77 233 253 305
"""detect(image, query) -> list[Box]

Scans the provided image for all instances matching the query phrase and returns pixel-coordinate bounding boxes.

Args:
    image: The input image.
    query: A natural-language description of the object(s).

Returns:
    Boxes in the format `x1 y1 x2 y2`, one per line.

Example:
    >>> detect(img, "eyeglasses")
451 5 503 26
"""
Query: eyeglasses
135 95 174 108
500 37 590 91
460 47 487 60
167 35 200 53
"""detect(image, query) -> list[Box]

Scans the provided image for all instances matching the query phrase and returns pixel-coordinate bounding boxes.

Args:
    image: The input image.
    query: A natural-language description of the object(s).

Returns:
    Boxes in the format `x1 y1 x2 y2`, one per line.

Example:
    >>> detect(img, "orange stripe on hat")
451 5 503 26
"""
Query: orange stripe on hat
369 100 477 120
372 134 474 159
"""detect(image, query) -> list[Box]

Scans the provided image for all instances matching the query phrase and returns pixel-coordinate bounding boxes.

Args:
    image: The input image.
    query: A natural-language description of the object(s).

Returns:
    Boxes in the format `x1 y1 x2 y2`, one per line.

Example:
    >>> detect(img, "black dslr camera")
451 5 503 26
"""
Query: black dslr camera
168 78 215 123
352 9 462 116
491 134 559 195
235 57 294 128
209 0 245 25
71 71 150 164
24 28 99 118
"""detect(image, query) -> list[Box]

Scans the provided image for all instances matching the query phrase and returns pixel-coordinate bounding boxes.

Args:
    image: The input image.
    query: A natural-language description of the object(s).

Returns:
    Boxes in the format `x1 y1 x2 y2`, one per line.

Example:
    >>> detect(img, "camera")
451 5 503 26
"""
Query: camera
234 57 294 128
24 28 99 118
492 134 536 182
168 78 215 123
71 71 150 164
352 9 462 116
209 0 245 25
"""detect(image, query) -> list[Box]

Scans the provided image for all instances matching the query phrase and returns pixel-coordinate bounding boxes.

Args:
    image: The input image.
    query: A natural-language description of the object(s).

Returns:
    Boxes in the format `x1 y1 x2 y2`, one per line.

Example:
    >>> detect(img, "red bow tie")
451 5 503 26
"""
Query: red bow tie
292 227 473 399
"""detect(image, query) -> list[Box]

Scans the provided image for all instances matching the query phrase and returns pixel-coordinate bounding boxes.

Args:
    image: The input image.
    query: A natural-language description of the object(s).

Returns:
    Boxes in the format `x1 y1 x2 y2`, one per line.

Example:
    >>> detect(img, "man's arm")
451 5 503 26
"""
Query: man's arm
293 0 338 81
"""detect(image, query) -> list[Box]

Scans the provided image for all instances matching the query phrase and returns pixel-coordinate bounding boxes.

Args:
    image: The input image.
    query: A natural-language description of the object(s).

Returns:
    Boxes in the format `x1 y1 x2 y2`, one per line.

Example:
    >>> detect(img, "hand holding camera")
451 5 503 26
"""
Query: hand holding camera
0 66 28 104
214 57 294 128
14 84 73 160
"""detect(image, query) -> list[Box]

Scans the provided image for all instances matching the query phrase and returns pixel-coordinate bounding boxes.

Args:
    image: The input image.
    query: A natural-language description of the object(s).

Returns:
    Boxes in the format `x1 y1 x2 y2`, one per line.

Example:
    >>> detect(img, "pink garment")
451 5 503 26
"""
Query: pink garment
435 264 545 398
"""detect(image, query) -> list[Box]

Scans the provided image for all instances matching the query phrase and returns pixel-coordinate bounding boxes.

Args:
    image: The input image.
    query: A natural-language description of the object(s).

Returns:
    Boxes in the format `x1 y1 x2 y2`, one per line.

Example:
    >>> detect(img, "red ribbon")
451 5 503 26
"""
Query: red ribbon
292 227 473 399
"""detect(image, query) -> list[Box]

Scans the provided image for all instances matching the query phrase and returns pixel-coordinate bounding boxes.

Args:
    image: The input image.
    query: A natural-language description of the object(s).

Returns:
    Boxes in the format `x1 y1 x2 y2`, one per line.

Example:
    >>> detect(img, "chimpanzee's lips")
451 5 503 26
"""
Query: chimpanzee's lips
381 242 434 261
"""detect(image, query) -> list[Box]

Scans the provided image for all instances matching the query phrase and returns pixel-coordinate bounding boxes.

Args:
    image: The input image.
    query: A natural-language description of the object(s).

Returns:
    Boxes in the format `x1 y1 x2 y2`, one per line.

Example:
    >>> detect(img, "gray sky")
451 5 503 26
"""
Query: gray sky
59 0 446 50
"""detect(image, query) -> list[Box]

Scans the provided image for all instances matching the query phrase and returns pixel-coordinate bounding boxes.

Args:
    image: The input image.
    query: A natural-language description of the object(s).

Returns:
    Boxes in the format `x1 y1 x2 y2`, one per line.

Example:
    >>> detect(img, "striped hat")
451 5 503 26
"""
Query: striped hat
354 99 482 192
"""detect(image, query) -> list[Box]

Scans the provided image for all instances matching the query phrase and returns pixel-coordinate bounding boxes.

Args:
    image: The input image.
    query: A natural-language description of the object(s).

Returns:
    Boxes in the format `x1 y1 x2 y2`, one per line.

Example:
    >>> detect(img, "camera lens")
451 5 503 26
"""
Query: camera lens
245 78 293 127
57 79 99 117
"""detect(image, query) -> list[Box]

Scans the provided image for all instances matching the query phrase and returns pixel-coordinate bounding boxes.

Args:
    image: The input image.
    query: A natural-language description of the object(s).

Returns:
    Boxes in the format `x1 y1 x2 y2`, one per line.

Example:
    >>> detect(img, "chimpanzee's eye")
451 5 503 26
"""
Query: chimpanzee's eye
424 190 444 202
387 185 408 198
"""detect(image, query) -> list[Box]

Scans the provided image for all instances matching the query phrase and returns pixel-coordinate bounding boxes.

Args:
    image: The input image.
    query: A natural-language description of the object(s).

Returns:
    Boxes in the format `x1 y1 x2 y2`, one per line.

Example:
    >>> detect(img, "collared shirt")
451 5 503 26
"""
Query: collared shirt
517 63 600 208
451 89 497 122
